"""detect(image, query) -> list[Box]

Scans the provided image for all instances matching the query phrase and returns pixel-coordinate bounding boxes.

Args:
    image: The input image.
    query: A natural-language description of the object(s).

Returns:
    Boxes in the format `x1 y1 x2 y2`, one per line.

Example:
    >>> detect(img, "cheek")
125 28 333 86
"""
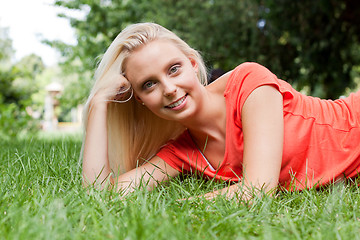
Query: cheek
179 73 197 88
186 74 202 90
142 93 163 106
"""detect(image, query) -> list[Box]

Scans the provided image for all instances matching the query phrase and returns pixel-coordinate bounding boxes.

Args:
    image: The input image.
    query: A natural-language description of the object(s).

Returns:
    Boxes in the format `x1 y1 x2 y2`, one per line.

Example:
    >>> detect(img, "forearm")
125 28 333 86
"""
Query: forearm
113 156 180 196
82 100 111 188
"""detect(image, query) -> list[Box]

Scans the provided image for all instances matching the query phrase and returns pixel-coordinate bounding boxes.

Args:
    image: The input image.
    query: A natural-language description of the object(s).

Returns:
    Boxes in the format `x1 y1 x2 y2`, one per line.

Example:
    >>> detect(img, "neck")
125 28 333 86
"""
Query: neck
180 89 226 141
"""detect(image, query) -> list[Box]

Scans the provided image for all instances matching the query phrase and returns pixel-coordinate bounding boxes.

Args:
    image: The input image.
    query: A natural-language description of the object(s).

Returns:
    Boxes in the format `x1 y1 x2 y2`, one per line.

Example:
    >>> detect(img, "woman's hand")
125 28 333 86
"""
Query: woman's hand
198 184 245 201
112 156 180 196
179 182 272 204
91 56 133 106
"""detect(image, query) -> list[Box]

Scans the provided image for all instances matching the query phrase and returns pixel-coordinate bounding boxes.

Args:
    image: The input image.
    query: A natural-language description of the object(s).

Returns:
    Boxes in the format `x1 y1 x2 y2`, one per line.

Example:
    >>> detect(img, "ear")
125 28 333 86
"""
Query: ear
189 57 199 73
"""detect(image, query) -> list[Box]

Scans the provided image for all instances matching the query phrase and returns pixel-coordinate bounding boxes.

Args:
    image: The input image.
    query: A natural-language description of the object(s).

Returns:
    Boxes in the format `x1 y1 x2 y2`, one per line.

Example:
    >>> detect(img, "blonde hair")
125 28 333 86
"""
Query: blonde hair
82 23 208 175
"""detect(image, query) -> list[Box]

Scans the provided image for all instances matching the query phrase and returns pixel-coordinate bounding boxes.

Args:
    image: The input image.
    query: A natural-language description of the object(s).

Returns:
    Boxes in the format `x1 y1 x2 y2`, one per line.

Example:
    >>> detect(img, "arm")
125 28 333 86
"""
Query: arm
242 85 283 192
82 58 124 187
82 96 180 191
82 67 180 192
82 99 111 187
202 85 284 200
113 156 179 195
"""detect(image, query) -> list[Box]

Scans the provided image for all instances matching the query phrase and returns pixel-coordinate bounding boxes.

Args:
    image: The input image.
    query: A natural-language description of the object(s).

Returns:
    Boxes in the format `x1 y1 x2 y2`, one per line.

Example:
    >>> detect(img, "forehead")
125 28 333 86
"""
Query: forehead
124 40 187 81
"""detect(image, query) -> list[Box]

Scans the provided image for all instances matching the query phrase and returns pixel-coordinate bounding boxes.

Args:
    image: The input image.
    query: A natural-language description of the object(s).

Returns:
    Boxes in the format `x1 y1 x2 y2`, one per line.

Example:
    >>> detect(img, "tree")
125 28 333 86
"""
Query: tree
0 25 19 104
50 0 261 105
156 0 360 98
153 0 262 70
11 54 45 106
0 27 43 137
257 0 360 98
0 25 14 64
46 0 156 109
51 0 360 100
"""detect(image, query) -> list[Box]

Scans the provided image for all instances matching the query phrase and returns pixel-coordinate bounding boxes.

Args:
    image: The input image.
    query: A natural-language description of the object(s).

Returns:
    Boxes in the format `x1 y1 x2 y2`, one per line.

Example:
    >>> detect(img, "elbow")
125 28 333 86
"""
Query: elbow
82 171 114 190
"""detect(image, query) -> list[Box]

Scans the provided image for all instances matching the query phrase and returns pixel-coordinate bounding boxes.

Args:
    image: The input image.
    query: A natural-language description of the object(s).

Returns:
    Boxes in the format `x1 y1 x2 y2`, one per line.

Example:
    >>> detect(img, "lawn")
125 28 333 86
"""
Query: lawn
1 133 360 239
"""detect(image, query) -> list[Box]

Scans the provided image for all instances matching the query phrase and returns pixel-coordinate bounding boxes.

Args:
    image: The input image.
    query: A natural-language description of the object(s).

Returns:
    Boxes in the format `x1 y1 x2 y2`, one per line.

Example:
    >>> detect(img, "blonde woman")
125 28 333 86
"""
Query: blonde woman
82 23 360 199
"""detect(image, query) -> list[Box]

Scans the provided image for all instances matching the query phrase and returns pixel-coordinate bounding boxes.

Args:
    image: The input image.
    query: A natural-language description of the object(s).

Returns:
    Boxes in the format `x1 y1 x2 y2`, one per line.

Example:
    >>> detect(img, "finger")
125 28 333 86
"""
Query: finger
113 87 133 103
109 54 125 74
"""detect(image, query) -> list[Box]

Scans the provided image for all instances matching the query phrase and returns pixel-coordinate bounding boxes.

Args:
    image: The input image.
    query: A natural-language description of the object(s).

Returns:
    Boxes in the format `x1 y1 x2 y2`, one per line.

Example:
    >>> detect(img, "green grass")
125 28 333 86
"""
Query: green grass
1 134 360 239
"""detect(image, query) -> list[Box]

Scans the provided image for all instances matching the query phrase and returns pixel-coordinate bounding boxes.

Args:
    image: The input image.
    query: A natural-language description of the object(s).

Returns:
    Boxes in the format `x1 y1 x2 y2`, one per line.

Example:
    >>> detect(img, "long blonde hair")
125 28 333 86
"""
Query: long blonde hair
82 23 208 175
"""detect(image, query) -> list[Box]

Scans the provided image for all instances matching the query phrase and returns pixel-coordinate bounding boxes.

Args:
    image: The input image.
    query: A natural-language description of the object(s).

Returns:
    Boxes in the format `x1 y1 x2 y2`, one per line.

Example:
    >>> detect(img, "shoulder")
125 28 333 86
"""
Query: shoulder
227 62 276 87
222 62 294 113
206 62 274 95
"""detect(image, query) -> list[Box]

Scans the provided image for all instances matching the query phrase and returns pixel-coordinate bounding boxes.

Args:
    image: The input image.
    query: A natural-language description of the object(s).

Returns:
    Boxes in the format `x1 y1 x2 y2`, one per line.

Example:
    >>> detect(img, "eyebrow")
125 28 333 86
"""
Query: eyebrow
137 58 183 86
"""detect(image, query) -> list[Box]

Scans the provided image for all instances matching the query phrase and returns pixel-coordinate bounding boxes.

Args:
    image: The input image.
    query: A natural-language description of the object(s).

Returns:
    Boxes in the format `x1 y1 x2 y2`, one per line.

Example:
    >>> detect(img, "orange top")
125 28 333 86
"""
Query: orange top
156 62 360 190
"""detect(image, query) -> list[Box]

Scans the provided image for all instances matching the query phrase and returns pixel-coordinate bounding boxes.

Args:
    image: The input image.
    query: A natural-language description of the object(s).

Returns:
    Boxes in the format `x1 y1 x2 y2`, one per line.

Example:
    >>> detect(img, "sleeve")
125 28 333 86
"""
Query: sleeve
225 62 294 117
156 131 195 173
156 141 187 173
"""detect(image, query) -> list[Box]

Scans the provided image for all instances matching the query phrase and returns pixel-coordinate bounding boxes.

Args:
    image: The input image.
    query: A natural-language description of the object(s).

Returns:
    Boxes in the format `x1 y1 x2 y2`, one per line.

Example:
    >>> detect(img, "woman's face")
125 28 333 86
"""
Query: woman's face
124 40 204 122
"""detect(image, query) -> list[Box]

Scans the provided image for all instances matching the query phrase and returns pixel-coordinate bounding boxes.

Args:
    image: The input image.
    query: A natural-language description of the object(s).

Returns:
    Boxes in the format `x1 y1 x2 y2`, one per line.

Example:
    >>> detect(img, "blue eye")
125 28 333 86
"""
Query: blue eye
169 65 180 75
143 81 155 90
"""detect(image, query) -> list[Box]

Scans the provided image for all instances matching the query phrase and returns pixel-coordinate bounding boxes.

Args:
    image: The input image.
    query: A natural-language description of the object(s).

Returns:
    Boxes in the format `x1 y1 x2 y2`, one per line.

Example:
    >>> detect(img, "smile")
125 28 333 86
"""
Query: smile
165 94 188 109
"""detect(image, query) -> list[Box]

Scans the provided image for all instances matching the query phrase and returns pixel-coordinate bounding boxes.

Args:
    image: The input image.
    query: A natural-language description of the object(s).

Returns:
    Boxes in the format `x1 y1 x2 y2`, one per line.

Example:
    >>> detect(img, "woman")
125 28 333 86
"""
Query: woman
82 22 360 199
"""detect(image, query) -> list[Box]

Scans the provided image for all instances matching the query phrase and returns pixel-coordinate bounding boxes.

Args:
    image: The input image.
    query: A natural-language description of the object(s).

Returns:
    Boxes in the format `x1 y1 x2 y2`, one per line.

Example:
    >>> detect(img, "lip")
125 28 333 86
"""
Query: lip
165 94 188 110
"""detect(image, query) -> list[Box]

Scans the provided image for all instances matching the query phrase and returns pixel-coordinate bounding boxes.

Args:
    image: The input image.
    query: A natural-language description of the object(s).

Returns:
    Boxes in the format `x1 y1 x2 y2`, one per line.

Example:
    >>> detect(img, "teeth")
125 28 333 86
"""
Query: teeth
167 95 186 108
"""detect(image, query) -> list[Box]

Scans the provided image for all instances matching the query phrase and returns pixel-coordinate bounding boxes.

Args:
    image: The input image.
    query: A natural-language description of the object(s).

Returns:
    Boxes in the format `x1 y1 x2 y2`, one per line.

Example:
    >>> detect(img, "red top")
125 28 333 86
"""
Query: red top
156 62 360 190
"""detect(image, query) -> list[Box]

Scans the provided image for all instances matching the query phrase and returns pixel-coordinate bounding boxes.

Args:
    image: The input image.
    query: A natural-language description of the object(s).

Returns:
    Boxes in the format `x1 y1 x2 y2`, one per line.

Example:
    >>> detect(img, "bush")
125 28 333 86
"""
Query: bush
0 102 38 139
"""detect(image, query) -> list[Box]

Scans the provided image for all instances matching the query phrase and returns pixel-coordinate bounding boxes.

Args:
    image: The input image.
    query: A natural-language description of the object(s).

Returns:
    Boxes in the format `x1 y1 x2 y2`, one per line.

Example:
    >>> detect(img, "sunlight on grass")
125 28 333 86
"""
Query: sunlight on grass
1 134 360 239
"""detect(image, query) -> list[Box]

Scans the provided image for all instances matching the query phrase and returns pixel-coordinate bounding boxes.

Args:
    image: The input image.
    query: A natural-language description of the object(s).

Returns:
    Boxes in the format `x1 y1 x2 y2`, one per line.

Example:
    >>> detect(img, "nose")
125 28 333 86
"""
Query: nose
163 82 177 97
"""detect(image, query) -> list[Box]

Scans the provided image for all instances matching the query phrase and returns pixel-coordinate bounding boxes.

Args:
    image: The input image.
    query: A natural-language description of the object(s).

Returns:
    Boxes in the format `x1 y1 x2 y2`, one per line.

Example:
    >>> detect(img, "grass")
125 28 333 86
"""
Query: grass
1 133 360 239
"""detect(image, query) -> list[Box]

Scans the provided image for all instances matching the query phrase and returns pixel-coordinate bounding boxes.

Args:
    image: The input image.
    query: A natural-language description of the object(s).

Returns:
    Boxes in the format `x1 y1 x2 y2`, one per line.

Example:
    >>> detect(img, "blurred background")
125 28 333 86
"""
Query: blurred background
0 0 360 139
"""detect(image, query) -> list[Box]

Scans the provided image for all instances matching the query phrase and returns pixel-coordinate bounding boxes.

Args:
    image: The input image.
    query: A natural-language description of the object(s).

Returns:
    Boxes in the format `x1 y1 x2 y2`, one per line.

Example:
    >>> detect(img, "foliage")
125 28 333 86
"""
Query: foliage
0 64 42 138
47 0 157 109
0 103 37 140
2 135 360 239
0 26 14 64
154 0 360 98
258 0 360 98
153 0 262 70
50 0 360 102
0 26 44 138
15 54 45 79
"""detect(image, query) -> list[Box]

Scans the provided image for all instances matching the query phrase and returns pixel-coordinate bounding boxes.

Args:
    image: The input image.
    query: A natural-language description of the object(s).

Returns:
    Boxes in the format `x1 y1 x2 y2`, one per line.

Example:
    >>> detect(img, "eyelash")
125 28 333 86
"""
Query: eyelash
141 64 181 90
168 64 180 75
142 81 156 90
